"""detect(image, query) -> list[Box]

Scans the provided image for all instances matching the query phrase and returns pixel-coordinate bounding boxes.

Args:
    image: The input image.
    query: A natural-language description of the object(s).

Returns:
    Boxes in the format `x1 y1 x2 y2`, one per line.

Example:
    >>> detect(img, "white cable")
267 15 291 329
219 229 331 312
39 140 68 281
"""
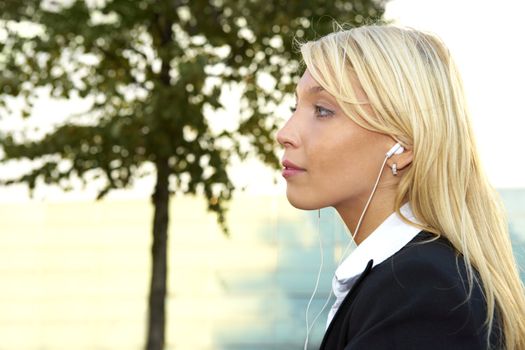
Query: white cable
304 209 324 350
352 155 389 241
303 154 391 349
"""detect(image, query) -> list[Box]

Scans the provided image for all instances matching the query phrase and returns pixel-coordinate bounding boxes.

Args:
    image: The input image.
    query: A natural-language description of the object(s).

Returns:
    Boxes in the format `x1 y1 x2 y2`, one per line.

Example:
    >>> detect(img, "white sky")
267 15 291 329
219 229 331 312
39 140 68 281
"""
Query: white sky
0 0 523 202
384 0 525 189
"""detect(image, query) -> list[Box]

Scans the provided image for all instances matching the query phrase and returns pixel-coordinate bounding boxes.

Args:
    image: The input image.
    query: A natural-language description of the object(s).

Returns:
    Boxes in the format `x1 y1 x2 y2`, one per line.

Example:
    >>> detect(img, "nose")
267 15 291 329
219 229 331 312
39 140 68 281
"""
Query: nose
276 118 299 148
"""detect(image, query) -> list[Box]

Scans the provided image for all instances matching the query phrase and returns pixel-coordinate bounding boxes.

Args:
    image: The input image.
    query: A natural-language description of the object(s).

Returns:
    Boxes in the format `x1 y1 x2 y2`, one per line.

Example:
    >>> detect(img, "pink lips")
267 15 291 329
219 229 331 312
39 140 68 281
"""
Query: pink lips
282 159 306 178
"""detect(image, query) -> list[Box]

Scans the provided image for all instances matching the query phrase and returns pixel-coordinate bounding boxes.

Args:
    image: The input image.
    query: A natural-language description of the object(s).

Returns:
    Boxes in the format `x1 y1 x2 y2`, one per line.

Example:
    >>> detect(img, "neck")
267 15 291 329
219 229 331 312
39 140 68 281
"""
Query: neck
334 190 403 245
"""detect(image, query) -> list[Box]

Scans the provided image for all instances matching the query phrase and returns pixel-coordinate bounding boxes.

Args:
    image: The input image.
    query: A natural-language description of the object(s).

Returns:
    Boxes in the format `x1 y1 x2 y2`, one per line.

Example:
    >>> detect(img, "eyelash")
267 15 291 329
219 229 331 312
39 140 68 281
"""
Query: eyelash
314 105 334 118
289 105 334 118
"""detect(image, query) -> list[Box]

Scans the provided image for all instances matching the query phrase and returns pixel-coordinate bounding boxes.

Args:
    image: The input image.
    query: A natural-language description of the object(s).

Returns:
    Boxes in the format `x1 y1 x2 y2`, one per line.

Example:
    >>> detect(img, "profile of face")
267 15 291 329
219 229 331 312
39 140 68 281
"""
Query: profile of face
276 69 412 212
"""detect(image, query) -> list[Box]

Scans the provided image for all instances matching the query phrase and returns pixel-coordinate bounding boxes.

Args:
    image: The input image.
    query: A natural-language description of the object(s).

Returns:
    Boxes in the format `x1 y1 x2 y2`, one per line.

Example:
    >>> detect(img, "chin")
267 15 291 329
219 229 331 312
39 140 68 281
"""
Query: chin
286 191 324 211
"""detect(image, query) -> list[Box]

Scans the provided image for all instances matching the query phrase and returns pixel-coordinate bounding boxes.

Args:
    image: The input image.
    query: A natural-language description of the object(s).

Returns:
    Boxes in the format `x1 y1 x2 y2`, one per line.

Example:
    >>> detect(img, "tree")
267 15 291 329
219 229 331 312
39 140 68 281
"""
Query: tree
0 0 388 349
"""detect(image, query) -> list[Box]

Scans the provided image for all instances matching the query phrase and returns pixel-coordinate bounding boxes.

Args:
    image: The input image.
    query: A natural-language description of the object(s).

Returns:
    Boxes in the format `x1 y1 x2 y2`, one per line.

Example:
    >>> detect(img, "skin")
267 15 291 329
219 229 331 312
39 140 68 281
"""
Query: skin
276 69 413 245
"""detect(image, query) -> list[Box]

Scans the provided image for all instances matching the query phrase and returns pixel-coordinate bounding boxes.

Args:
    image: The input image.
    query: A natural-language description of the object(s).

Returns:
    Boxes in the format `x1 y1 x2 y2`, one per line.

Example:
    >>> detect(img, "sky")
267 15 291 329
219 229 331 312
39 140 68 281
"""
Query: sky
384 0 525 189
0 0 524 202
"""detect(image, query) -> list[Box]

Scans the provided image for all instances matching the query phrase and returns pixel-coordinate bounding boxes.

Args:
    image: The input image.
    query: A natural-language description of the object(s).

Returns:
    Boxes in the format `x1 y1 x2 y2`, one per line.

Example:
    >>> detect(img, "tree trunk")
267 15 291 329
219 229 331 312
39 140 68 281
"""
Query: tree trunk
146 157 170 350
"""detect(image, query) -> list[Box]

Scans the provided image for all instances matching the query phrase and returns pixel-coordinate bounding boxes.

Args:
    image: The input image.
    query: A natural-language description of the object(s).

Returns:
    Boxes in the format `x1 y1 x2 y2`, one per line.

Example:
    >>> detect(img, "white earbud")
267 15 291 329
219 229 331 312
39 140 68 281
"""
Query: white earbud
386 142 404 158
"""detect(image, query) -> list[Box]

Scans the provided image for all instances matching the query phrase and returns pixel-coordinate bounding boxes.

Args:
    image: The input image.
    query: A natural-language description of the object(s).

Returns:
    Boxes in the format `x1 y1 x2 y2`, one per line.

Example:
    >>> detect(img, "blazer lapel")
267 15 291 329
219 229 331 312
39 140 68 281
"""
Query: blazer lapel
319 259 374 349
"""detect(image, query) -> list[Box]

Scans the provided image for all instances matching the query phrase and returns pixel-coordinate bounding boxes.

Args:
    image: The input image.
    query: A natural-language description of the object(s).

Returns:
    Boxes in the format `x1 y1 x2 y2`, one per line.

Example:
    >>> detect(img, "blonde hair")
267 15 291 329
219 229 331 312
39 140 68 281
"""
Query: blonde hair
300 24 525 349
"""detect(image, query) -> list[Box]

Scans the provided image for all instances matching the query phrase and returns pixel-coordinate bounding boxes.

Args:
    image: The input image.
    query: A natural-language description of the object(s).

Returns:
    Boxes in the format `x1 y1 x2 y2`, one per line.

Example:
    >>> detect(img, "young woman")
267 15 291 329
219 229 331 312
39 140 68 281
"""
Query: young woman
276 25 525 350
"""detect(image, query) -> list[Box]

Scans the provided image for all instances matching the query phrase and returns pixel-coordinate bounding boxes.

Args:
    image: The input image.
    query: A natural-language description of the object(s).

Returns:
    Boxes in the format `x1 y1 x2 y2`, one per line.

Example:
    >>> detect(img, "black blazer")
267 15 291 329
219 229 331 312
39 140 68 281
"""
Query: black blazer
319 231 502 350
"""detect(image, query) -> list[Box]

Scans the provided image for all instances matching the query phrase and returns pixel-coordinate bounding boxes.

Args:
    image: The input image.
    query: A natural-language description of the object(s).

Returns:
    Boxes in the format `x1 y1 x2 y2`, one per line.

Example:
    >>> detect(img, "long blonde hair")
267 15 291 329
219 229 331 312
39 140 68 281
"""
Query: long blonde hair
300 24 525 350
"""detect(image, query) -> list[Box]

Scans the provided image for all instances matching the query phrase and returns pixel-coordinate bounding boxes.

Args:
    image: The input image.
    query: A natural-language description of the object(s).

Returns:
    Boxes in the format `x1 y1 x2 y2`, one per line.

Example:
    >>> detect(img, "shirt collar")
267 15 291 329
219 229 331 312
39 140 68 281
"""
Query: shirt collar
327 202 422 329
335 202 422 282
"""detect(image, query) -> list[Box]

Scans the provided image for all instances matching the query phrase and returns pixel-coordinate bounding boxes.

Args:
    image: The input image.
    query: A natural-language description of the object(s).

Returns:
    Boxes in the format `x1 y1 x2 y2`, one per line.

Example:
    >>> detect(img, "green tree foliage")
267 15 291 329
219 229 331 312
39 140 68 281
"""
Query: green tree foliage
0 0 387 349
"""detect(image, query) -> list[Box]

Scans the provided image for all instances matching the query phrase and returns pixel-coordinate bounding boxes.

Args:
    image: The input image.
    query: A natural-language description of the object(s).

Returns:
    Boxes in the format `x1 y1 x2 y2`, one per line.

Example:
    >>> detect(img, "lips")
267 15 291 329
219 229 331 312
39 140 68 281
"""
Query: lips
282 159 306 178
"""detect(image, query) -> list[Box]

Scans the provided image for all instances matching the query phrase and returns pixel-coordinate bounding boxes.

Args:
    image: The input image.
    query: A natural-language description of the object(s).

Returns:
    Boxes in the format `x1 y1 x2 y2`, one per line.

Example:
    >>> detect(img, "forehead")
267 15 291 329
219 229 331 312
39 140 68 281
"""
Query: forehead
295 70 326 97
296 68 368 103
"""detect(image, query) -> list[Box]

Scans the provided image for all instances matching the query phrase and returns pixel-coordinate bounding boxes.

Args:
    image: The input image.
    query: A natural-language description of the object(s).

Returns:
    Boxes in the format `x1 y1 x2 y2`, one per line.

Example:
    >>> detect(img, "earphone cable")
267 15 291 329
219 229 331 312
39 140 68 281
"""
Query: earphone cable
303 154 391 349
303 209 324 350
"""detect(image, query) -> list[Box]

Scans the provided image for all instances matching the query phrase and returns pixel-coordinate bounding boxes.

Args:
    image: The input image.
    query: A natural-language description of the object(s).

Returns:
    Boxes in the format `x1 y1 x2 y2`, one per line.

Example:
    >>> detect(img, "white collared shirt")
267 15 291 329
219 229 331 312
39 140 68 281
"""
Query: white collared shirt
326 202 422 328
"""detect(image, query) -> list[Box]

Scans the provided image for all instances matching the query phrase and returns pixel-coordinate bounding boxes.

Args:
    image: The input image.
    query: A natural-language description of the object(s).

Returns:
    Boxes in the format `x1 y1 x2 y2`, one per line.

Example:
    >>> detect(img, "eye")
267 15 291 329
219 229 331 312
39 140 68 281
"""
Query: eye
290 105 297 113
315 105 334 118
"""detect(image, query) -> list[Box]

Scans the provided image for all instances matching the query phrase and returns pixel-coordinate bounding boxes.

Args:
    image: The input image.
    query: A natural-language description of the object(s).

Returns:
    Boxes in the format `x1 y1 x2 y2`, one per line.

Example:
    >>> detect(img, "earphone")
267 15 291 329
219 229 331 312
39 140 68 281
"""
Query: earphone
386 142 404 158
303 142 404 350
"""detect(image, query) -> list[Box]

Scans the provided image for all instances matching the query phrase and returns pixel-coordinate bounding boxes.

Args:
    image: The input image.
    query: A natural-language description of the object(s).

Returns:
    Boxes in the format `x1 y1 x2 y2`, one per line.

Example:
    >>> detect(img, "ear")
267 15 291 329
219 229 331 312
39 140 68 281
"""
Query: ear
386 148 413 170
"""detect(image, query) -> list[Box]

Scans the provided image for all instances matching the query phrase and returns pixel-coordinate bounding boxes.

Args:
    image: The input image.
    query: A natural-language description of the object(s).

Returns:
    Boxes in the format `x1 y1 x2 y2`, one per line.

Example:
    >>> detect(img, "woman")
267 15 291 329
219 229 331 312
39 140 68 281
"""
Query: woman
276 25 525 350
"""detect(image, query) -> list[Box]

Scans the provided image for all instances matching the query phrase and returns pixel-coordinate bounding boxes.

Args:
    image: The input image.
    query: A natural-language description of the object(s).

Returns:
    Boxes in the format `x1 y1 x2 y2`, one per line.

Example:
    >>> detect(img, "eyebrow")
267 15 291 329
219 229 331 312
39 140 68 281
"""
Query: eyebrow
294 85 325 99
308 85 325 94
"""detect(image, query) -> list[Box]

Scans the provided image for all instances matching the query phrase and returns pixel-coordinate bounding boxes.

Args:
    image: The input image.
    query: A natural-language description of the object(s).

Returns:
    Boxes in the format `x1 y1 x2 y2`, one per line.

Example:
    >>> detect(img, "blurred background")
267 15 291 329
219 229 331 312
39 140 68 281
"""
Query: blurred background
0 0 524 349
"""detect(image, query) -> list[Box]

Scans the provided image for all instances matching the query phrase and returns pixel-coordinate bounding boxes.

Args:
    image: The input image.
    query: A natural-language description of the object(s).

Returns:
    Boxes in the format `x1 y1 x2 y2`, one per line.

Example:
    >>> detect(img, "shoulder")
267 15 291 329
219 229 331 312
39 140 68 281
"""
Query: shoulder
384 230 468 289
358 231 483 308
346 231 492 348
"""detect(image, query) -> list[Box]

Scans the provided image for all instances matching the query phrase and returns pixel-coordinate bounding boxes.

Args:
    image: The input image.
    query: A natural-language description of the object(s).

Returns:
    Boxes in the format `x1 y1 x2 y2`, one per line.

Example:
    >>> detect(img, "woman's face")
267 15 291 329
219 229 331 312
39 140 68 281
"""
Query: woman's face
276 69 396 210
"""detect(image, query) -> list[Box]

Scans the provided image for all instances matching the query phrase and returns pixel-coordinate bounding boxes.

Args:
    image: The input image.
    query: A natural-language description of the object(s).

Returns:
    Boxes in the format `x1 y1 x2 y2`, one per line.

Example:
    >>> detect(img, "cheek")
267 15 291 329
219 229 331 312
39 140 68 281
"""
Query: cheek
307 134 366 195
284 117 387 209
321 155 358 190
306 126 382 201
308 128 361 177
